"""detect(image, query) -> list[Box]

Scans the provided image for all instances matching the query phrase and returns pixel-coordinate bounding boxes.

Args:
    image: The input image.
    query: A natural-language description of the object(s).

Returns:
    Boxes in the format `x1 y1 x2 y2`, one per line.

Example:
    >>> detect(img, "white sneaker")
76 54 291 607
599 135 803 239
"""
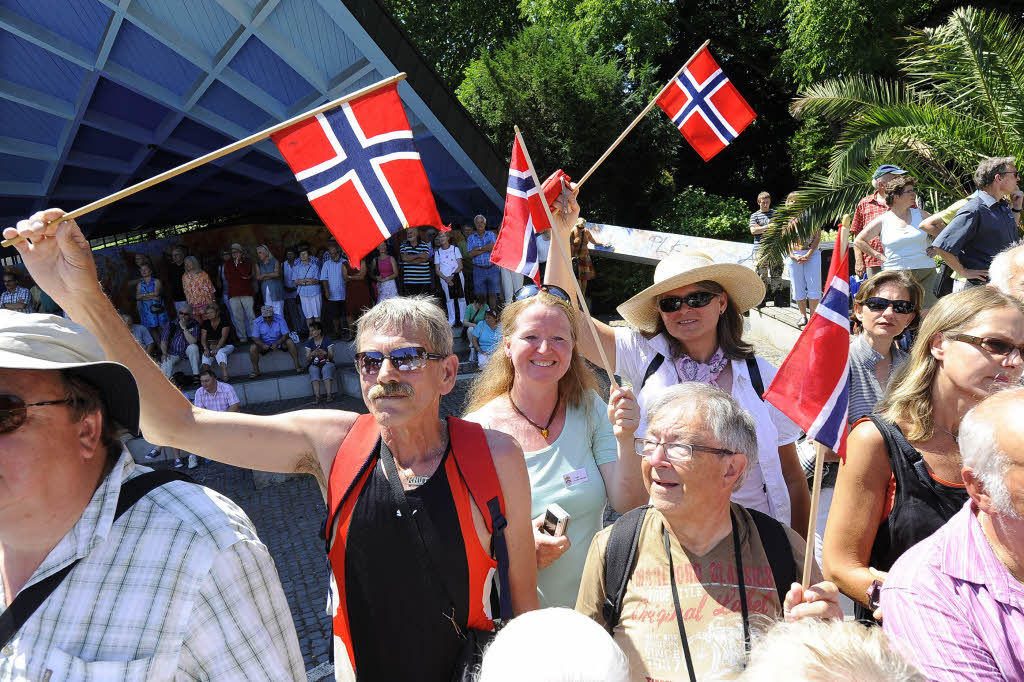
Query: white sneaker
187 455 198 469
468 349 477 363
173 458 184 468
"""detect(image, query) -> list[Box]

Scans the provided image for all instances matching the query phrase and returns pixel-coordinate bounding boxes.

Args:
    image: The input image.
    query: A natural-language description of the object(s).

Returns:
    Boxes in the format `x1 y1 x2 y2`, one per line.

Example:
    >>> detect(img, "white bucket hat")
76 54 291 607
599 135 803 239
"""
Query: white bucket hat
616 249 766 334
0 310 140 433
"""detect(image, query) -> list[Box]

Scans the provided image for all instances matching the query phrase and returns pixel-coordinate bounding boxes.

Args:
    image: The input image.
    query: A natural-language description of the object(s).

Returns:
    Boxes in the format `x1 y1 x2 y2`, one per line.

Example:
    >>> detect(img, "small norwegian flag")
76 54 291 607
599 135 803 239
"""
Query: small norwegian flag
490 132 553 284
271 82 442 264
763 242 850 459
656 46 756 162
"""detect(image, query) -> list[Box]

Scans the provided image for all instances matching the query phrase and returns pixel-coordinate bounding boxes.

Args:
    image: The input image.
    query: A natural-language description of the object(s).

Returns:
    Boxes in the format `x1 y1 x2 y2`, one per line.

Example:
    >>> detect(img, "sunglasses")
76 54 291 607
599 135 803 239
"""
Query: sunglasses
512 284 571 303
0 394 75 434
354 346 446 376
947 334 1024 358
658 292 718 313
863 297 915 315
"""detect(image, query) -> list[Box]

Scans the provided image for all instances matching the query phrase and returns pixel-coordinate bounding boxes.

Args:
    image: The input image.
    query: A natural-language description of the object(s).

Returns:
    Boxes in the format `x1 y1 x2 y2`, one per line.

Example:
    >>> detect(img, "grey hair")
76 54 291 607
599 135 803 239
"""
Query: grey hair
960 387 1024 519
355 295 453 356
255 244 277 267
474 214 486 224
738 620 925 682
974 156 1016 188
183 255 201 272
645 382 758 491
477 608 630 682
988 239 1024 295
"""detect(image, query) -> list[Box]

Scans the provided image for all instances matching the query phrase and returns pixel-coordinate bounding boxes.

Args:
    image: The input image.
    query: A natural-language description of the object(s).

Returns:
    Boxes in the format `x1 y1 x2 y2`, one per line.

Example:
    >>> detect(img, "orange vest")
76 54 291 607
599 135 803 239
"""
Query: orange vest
324 414 510 674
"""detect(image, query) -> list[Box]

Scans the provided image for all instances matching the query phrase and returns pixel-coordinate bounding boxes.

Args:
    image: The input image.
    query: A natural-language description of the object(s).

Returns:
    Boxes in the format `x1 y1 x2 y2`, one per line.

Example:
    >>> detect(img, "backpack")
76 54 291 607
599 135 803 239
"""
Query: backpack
600 504 795 634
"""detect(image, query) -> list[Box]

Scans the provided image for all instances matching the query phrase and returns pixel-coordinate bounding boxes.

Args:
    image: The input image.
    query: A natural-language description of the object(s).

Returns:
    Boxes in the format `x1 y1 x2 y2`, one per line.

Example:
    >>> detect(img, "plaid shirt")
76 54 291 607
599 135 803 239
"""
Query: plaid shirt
0 451 305 681
161 321 200 358
1 286 32 312
851 194 889 267
194 381 240 412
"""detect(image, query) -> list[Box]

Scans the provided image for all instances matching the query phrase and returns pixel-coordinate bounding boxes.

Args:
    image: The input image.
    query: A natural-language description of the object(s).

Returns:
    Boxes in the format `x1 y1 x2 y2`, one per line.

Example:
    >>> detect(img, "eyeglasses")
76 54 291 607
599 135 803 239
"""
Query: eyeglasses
512 284 571 303
895 187 917 195
947 333 1024 358
863 297 915 314
633 438 736 462
998 170 1020 179
354 346 446 376
658 292 718 313
0 394 75 434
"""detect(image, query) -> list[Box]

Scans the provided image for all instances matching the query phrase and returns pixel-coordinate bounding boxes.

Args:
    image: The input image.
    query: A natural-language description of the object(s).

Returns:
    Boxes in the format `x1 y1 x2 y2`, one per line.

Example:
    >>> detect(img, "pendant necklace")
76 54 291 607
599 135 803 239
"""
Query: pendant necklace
509 393 560 439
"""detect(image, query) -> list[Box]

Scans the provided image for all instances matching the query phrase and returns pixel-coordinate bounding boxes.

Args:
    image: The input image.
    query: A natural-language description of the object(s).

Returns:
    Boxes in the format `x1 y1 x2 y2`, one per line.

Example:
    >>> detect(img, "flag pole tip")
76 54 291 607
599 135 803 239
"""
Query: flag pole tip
513 125 521 134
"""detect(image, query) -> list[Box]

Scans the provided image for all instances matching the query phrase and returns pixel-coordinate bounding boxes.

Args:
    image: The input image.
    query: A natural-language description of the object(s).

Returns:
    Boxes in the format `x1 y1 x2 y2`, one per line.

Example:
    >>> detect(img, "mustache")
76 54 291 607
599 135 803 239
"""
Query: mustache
367 382 415 400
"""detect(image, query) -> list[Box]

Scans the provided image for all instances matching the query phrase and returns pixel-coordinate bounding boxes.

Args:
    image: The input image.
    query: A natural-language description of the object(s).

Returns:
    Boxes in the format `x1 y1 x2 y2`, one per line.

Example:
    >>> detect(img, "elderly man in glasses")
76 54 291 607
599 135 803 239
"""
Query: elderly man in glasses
0 310 305 680
4 210 538 682
576 382 842 682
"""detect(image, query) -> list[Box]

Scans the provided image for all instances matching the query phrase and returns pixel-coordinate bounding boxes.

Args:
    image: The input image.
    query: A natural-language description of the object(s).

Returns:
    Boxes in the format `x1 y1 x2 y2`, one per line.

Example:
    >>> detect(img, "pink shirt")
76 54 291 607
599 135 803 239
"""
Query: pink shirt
193 382 240 412
883 500 1024 680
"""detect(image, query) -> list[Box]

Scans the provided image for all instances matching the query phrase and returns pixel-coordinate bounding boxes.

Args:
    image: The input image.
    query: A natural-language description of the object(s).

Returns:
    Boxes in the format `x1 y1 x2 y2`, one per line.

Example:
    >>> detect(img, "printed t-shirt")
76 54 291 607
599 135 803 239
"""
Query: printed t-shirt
434 245 463 278
466 390 618 608
576 504 820 682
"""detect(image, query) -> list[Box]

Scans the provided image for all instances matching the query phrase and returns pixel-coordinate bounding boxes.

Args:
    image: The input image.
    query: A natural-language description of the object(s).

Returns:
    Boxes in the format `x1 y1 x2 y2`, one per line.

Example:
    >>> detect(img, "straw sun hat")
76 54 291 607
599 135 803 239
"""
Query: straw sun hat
616 249 766 334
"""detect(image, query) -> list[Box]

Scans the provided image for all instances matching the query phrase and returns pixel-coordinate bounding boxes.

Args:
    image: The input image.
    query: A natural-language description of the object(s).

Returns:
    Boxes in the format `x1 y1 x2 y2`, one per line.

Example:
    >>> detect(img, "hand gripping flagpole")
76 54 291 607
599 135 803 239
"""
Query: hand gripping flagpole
2 73 409 248
574 40 710 191
514 126 618 389
801 213 852 589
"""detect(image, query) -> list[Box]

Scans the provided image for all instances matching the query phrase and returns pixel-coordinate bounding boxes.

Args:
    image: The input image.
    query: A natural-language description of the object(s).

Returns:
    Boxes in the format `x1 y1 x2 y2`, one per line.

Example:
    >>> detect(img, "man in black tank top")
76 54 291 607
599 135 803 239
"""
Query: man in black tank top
11 219 541 682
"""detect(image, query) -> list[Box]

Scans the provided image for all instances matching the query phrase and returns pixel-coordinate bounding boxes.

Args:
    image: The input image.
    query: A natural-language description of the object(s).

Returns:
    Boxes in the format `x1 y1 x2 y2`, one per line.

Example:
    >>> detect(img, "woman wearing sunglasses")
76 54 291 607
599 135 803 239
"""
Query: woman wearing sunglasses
463 284 647 608
824 286 1024 623
543 190 810 534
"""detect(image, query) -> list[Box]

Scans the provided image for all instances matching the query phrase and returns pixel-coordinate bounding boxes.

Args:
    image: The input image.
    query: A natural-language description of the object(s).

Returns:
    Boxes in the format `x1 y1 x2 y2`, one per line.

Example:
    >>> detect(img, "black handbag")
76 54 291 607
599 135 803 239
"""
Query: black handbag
933 263 955 299
149 302 165 315
379 439 512 682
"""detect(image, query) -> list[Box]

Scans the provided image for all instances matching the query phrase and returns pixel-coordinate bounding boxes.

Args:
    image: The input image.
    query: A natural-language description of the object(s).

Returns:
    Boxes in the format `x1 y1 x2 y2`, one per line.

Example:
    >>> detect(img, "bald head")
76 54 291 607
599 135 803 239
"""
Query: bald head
960 387 1024 518
990 241 1024 302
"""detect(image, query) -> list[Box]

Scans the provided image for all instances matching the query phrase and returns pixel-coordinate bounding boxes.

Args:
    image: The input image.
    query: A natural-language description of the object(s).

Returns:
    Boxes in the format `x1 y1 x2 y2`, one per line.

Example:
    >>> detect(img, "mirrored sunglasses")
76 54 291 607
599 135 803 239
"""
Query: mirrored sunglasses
354 346 446 376
658 292 718 313
512 284 571 303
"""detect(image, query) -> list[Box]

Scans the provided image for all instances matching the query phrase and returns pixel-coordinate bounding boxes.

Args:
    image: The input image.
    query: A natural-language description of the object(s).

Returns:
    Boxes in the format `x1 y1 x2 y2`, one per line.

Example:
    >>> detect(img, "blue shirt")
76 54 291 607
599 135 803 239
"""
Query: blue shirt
467 231 497 267
251 314 289 345
291 261 322 298
473 320 502 354
933 192 1018 270
319 258 346 301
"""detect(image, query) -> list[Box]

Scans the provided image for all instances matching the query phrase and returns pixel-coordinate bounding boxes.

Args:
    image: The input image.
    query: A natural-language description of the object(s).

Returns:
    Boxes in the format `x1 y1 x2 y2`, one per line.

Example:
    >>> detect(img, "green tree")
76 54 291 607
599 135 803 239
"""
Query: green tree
761 7 1024 263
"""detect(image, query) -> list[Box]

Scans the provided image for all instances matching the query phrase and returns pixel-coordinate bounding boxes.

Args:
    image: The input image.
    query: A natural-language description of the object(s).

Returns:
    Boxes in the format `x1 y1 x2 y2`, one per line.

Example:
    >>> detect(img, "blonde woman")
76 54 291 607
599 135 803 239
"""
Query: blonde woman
464 284 647 608
182 256 216 316
824 286 1024 622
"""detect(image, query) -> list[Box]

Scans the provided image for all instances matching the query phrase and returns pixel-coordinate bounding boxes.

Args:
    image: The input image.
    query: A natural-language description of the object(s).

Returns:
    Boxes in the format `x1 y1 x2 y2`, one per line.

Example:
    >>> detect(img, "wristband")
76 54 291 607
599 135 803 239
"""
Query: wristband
1012 208 1022 213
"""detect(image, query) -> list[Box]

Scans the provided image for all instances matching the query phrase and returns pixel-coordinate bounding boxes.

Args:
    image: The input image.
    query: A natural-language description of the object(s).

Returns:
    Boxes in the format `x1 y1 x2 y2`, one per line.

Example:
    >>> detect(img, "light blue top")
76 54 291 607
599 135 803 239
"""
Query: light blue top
472 320 502 354
467 390 618 607
466 231 496 267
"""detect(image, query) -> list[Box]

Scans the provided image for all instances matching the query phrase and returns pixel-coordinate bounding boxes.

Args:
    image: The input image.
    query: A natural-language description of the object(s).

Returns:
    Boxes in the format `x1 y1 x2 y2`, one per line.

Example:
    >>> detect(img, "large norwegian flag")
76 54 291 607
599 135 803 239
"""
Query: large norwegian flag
270 83 442 264
656 45 756 162
763 243 850 457
490 132 553 284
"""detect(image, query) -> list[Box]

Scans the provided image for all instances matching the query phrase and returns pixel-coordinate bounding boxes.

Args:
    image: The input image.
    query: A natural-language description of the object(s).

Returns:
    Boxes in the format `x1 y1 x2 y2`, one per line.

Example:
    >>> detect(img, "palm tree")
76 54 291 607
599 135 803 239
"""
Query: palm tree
759 6 1024 263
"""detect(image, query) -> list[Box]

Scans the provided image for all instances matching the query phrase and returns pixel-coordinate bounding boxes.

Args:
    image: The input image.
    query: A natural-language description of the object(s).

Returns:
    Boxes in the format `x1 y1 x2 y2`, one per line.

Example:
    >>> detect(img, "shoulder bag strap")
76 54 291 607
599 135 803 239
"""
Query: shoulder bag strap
325 414 380 551
0 469 191 649
747 507 795 606
746 357 765 401
639 354 665 392
601 505 650 634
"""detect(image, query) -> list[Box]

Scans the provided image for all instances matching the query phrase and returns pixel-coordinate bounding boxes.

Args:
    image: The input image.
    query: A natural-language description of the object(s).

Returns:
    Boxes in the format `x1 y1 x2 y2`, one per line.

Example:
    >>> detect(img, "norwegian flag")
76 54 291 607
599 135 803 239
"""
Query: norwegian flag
490 133 553 284
270 82 442 264
763 242 850 458
656 45 756 162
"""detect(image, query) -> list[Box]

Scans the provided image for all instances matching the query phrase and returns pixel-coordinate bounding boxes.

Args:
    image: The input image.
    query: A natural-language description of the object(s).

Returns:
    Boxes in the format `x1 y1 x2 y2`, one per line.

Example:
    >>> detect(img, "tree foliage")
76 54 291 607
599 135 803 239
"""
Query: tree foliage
652 187 753 244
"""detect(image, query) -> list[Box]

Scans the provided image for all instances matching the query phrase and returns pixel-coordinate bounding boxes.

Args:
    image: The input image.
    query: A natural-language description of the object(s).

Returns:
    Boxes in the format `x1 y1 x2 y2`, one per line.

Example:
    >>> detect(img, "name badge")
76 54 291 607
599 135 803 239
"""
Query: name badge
562 468 589 488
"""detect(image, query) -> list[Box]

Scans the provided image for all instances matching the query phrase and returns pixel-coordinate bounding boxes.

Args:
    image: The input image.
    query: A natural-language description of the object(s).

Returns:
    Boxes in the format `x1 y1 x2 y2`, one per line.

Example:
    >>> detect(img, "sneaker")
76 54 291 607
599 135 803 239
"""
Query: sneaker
173 458 184 469
468 349 477 363
145 448 160 459
187 455 198 469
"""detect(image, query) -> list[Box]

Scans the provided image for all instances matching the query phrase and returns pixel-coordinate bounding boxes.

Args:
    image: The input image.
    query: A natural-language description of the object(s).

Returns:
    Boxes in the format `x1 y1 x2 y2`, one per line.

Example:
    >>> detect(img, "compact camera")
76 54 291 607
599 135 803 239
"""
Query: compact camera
540 503 570 537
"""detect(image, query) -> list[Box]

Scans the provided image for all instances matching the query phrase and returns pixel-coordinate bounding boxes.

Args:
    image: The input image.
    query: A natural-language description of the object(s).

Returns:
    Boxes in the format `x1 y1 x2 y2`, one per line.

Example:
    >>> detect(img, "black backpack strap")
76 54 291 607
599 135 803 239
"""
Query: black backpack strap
746 357 765 401
747 507 795 606
639 354 665 392
0 469 191 649
601 505 650 634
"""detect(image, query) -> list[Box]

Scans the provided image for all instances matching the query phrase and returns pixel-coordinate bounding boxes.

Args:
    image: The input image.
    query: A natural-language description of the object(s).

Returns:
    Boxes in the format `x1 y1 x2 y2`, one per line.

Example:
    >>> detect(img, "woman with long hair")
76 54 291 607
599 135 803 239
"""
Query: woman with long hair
464 285 647 607
824 286 1024 623
545 189 810 534
182 255 216 316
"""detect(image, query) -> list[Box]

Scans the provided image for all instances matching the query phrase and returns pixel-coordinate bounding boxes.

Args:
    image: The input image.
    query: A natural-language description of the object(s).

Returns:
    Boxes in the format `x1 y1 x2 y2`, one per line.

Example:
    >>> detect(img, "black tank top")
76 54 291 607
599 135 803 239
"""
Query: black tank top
345 443 469 680
856 415 968 622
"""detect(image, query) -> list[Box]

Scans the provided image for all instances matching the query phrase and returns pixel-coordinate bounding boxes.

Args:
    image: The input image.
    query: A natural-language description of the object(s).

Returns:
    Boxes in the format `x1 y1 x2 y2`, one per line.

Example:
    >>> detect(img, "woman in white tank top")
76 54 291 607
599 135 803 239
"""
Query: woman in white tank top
853 175 942 313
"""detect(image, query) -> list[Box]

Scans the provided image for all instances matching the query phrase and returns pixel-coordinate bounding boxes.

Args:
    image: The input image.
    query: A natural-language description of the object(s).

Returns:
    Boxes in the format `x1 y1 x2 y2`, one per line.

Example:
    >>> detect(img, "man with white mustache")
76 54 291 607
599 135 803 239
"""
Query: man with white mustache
5 210 539 682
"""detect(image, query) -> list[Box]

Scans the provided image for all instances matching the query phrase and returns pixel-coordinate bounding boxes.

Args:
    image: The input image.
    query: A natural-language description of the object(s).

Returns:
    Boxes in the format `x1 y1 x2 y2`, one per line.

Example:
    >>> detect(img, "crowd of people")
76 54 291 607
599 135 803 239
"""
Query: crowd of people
1 154 1023 682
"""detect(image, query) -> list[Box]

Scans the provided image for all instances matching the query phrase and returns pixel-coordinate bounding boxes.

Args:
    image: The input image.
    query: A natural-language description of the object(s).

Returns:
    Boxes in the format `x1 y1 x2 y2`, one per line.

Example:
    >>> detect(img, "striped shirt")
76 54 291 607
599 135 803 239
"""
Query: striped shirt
852 194 889 267
194 381 240 412
0 450 305 681
883 500 1024 681
848 334 908 423
400 241 433 284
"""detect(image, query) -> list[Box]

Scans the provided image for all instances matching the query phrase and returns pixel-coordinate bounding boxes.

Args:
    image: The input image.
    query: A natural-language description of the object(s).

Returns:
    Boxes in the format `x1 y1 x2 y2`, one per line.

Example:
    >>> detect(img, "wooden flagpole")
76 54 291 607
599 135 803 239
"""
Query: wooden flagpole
2 72 409 248
574 39 710 191
514 125 618 388
800 212 852 588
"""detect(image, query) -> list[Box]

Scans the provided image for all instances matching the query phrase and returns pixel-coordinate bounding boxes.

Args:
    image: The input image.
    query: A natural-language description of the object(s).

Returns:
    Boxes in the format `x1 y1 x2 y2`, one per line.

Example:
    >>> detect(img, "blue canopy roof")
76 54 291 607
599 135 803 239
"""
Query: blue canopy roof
0 0 506 240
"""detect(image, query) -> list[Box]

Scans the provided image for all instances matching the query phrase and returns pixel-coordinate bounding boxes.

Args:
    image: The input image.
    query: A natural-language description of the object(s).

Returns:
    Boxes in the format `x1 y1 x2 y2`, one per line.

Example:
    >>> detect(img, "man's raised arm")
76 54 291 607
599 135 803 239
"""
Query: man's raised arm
4 210 356 482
